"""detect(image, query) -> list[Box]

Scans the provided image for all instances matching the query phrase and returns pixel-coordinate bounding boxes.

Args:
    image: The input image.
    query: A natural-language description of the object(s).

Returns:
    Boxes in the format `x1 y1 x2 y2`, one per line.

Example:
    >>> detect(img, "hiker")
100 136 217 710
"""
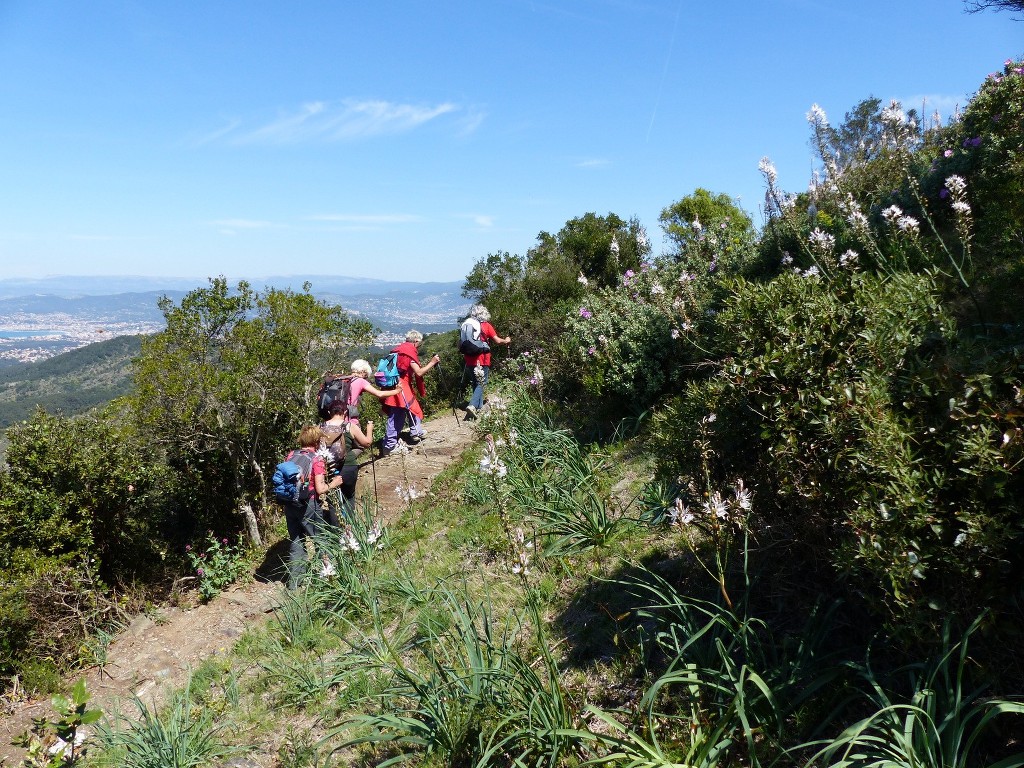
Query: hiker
462 305 510 419
348 358 400 416
320 400 374 517
380 330 440 454
284 425 343 587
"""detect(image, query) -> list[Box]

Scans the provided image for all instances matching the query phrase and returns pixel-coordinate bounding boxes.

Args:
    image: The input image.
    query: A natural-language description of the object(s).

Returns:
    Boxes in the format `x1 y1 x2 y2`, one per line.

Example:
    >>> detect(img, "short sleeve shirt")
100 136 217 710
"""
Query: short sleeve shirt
464 321 498 367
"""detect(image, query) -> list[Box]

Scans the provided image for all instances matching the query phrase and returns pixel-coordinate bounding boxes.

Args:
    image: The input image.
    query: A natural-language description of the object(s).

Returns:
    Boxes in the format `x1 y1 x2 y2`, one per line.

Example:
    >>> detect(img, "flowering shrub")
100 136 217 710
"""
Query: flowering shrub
562 262 712 411
185 532 249 602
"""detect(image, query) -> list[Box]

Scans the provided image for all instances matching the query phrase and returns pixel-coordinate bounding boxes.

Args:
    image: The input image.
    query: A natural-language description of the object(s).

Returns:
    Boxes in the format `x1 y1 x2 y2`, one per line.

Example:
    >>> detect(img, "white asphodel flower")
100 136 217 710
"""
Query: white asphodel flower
807 103 828 127
945 175 968 196
897 216 920 235
733 479 753 511
704 491 729 520
882 205 903 223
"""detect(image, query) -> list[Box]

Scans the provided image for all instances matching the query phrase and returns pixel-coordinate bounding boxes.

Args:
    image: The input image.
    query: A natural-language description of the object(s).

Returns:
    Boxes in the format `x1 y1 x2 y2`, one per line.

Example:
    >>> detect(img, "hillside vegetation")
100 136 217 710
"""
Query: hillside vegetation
3 61 1024 767
0 334 142 429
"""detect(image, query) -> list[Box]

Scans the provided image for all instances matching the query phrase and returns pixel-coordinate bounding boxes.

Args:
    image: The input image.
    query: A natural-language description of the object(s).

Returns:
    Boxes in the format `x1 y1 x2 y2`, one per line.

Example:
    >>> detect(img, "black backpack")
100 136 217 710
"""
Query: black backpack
316 373 353 421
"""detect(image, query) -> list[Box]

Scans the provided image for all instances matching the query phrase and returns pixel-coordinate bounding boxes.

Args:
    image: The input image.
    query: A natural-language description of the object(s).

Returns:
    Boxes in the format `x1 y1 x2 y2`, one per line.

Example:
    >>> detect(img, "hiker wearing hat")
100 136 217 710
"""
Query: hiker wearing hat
380 330 440 454
462 305 510 420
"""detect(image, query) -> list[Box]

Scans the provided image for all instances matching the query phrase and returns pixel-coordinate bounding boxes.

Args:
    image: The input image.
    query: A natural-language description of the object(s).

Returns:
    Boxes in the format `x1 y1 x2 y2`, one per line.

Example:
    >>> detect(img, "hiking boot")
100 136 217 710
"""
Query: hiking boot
465 404 477 420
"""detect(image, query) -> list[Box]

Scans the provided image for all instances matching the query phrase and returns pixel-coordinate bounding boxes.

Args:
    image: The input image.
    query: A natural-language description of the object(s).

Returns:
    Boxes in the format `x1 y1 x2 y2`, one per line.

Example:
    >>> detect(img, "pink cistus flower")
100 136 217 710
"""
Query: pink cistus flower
579 307 592 319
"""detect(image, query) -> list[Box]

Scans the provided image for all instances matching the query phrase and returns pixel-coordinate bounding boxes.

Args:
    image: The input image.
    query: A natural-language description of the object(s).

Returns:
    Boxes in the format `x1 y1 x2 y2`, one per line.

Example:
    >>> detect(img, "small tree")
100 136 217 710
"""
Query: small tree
659 189 756 274
130 277 372 544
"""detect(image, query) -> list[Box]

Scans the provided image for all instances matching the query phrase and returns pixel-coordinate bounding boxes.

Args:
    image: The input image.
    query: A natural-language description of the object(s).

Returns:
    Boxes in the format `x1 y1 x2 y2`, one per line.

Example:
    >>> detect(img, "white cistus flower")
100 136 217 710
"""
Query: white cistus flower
577 272 589 286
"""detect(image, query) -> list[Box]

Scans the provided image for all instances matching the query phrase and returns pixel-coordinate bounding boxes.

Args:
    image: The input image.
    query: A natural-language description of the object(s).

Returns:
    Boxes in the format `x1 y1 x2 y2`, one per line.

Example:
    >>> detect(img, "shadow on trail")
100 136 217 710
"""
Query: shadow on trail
254 539 290 584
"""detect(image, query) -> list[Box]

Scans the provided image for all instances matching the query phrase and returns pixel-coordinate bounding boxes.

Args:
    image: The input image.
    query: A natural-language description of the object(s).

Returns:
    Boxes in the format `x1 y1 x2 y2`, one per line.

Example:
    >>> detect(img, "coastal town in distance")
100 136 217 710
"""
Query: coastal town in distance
0 281 467 366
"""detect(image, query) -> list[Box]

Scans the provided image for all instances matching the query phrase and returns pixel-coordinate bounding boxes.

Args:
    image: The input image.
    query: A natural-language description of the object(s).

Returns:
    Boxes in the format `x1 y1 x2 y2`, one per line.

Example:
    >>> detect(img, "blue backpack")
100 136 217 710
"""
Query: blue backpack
375 352 401 387
272 449 314 505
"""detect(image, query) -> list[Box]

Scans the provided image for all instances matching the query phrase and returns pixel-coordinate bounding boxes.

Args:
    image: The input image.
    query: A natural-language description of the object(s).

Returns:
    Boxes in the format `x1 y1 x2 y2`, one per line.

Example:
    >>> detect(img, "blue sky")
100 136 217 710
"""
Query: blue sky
0 1 1020 285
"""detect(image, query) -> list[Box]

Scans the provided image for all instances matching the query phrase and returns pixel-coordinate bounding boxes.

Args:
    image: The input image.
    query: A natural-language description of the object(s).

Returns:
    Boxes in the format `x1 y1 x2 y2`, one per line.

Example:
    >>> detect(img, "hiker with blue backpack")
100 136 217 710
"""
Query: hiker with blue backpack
277 424 343 588
379 330 440 455
460 305 510 420
348 358 400 415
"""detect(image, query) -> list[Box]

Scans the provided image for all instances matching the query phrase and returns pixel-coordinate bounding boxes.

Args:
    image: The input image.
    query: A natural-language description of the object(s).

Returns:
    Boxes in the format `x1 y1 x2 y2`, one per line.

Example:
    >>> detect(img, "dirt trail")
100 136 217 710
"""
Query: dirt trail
0 410 480 765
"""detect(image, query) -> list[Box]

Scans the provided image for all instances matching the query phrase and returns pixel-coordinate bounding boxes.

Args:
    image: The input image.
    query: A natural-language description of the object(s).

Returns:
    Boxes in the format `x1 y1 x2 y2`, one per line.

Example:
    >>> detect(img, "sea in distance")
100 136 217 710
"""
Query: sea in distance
0 330 62 339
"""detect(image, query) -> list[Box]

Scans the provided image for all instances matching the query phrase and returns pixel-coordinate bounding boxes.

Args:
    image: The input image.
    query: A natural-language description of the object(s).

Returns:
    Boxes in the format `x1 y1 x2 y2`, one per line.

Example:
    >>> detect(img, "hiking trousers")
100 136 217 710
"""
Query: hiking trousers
282 497 329 589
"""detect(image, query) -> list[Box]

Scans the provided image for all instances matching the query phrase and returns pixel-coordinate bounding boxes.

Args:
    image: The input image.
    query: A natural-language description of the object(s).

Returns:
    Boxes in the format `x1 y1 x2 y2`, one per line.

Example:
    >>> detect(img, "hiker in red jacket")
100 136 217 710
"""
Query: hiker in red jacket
462 305 510 420
380 330 440 455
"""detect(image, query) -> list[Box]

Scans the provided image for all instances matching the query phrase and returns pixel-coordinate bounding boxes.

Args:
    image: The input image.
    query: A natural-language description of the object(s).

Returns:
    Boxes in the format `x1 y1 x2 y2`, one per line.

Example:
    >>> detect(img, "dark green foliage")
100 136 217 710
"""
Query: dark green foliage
461 212 651 359
928 60 1024 321
0 405 176 578
129 277 373 534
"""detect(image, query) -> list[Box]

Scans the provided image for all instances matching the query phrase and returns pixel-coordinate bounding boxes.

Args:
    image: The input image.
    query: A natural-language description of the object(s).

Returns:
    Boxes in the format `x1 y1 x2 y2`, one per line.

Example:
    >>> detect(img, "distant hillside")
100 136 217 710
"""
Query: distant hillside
0 334 142 429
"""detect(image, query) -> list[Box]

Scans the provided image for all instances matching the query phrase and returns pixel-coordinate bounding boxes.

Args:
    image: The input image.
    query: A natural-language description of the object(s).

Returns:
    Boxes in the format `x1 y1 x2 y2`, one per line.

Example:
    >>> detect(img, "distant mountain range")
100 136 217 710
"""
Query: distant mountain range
0 275 471 366
0 274 465 300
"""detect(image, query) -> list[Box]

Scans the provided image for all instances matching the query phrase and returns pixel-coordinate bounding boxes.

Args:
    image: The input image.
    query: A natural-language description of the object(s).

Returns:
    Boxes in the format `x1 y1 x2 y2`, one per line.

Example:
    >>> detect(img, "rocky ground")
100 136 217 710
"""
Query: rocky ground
0 409 481 766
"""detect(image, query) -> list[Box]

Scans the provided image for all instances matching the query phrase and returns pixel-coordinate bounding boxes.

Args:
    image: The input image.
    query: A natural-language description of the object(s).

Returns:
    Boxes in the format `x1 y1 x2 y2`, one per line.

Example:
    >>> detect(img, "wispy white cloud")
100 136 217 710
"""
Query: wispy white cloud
212 219 278 236
188 118 243 146
456 107 487 137
454 213 494 228
210 99 460 145
304 213 424 224
212 218 276 229
576 158 611 168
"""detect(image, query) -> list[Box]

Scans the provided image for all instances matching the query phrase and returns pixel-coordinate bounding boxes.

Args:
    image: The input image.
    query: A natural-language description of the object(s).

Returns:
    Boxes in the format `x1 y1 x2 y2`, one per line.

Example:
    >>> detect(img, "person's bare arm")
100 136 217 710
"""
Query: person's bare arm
410 354 441 376
349 420 374 449
364 384 401 398
314 468 343 495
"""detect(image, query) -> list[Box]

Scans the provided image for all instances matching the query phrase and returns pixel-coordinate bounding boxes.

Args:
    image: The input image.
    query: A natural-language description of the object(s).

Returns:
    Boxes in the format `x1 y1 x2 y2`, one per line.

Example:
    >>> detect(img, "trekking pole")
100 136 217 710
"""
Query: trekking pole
435 359 461 428
369 443 379 499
